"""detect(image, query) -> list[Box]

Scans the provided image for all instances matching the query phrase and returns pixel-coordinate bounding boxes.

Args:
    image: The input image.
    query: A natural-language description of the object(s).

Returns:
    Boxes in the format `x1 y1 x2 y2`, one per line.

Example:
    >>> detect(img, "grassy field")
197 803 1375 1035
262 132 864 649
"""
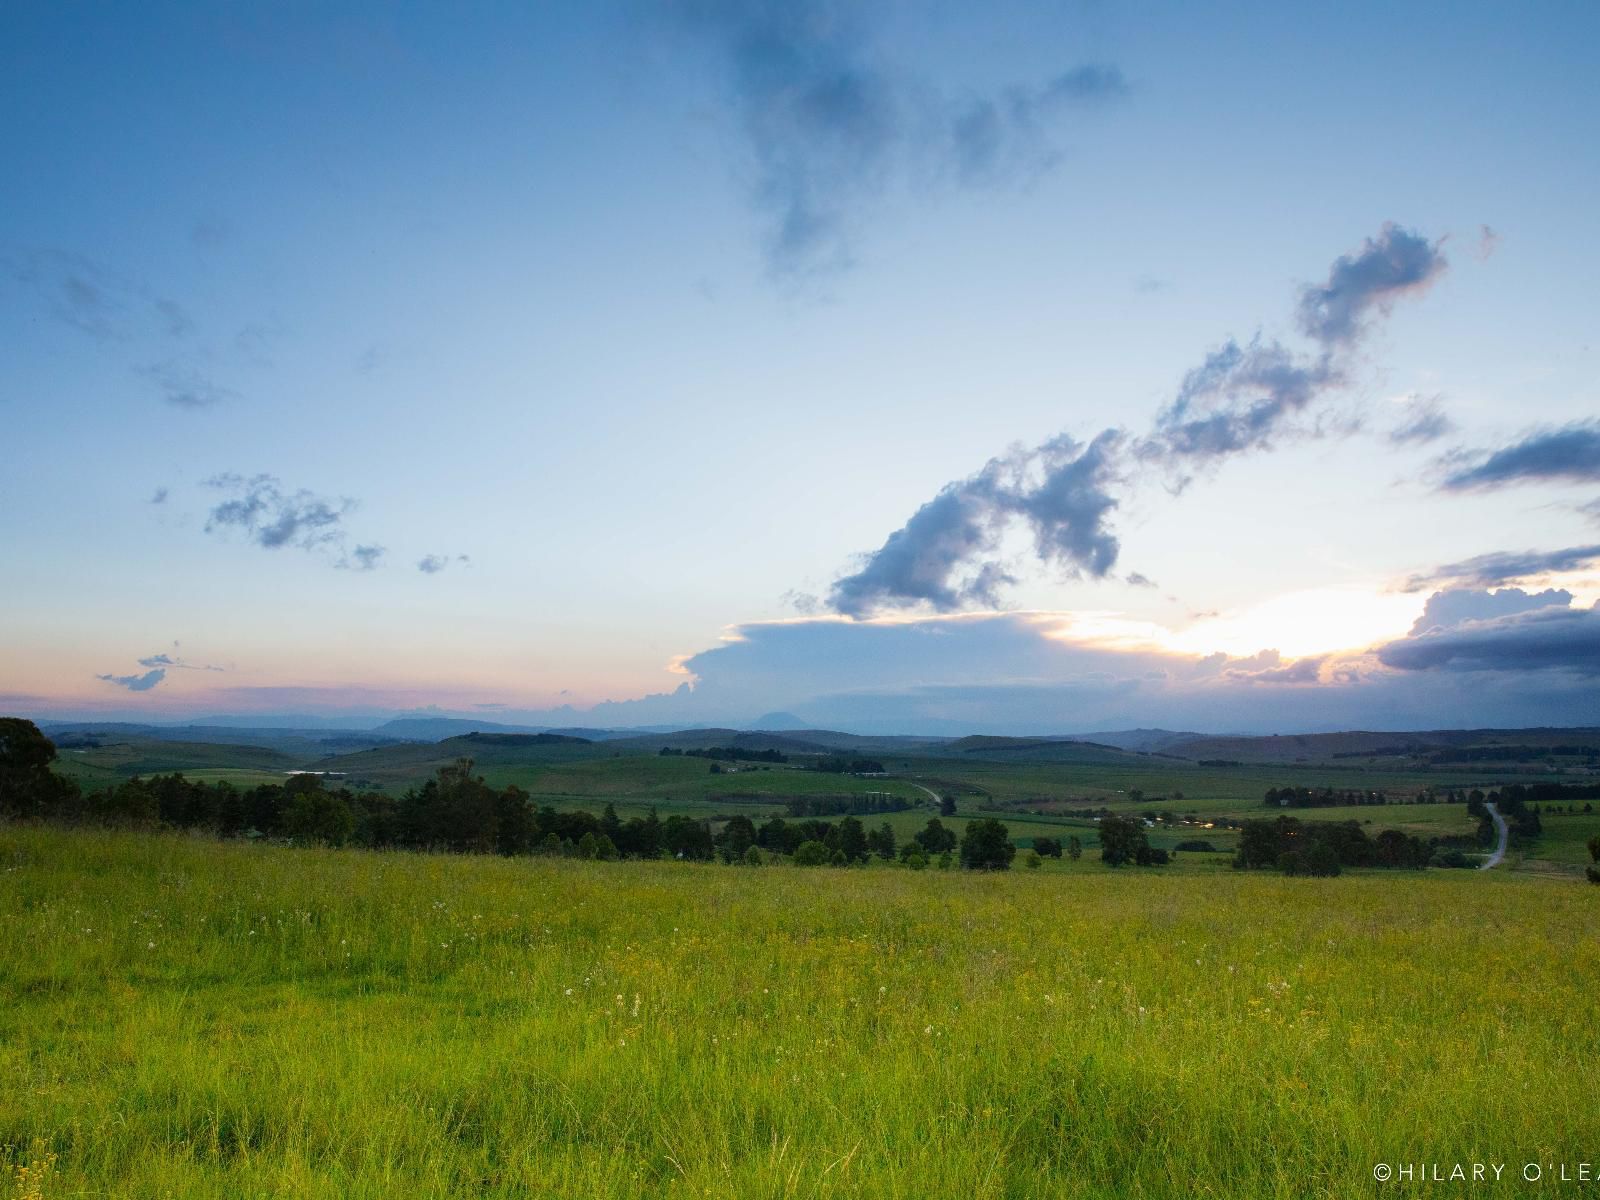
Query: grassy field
3 825 1597 1198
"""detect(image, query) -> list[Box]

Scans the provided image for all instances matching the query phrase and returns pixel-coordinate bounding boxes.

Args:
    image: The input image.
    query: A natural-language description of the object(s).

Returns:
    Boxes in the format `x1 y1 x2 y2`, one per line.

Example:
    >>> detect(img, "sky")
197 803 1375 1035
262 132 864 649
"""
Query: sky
3 0 1599 734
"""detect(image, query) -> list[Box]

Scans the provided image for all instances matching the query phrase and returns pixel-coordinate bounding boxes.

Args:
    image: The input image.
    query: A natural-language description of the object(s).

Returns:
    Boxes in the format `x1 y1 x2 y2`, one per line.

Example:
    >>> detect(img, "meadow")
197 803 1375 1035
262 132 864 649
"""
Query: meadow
4 824 1597 1198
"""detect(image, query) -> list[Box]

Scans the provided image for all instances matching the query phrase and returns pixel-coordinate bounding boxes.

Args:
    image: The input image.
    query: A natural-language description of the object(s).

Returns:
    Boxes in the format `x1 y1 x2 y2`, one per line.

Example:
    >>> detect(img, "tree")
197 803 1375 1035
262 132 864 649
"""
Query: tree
836 816 869 862
1588 834 1600 864
867 821 896 860
1098 814 1147 867
915 817 957 854
904 850 928 870
1032 836 1062 858
1024 850 1042 869
577 831 601 859
793 840 829 866
959 818 1016 870
282 785 355 847
742 846 762 866
1067 836 1082 861
939 794 958 817
718 814 757 858
0 718 77 819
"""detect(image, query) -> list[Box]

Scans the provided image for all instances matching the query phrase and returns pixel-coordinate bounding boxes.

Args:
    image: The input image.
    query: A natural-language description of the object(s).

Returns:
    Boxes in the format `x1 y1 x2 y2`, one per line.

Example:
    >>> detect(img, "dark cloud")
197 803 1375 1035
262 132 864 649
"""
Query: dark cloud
828 434 1123 616
96 668 166 692
1440 421 1600 491
1125 572 1157 589
417 555 451 574
666 2 1128 275
830 224 1446 614
1403 546 1600 592
139 360 236 409
1378 602 1600 676
1294 223 1448 347
1407 588 1572 636
1388 395 1455 445
204 473 355 554
1142 337 1338 475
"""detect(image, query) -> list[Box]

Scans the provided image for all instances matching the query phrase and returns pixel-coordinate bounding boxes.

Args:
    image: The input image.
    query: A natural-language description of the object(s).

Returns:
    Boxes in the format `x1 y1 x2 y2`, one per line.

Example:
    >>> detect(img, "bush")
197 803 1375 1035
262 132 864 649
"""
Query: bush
1024 850 1042 870
904 851 928 870
742 846 762 867
1175 840 1217 853
1587 866 1600 885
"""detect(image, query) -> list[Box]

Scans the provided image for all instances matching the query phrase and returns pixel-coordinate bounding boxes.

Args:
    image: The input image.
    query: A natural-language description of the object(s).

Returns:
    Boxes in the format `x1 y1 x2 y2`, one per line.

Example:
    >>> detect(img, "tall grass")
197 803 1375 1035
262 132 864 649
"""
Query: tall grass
1 825 1594 1197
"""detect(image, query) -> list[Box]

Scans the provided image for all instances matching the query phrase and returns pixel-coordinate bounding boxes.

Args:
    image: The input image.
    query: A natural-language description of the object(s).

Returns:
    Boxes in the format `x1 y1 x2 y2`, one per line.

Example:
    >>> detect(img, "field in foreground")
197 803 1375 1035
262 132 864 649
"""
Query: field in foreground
2 827 1596 1198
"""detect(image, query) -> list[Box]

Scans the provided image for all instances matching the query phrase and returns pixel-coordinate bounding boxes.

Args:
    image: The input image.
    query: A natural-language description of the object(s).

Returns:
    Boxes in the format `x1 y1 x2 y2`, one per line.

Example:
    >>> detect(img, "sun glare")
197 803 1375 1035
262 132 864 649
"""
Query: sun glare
1166 588 1427 660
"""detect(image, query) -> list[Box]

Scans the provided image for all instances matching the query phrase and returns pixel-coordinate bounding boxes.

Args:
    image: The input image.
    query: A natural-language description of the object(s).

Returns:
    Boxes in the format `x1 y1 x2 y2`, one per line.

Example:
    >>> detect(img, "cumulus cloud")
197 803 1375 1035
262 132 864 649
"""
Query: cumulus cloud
1440 421 1600 491
1403 546 1600 592
96 668 166 692
1406 588 1572 635
665 1 1128 275
1225 654 1328 684
204 473 356 555
829 224 1448 615
1388 395 1455 445
1378 602 1600 676
533 610 1600 733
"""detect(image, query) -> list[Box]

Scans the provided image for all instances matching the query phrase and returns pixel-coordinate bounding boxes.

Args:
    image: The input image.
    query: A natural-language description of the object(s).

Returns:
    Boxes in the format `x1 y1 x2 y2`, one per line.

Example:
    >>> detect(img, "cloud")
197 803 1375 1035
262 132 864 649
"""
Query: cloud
204 473 356 555
1377 601 1600 677
339 544 386 572
1225 653 1328 684
135 648 225 672
417 553 471 575
1142 336 1338 474
828 431 1123 616
1125 572 1157 589
139 360 236 409
1440 421 1600 491
665 2 1128 276
6 248 192 343
1406 588 1572 635
1294 223 1449 347
829 224 1447 614
1388 394 1455 445
1403 546 1600 592
150 487 169 505
544 610 1600 733
1475 224 1501 261
96 668 166 692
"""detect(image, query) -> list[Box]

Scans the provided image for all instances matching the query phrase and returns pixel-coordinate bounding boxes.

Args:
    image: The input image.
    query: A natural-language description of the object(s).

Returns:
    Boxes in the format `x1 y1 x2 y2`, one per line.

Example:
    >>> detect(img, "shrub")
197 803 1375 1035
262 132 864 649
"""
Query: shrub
1024 851 1042 869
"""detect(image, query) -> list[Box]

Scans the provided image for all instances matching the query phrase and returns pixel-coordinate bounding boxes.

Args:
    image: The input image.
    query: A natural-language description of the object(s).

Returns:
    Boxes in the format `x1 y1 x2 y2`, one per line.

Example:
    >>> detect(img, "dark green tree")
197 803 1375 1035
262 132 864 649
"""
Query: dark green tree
959 818 1017 870
1098 814 1147 867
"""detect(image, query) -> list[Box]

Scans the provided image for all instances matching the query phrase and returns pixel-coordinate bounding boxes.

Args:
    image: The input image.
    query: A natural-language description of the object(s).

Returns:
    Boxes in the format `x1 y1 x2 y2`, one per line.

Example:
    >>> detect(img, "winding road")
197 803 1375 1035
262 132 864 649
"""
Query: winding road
1480 801 1508 869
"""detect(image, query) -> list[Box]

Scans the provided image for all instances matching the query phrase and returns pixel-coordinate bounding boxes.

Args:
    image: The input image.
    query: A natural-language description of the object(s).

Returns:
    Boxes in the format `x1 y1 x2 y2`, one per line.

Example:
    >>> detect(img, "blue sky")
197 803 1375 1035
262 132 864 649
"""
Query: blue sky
4 1 1599 732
